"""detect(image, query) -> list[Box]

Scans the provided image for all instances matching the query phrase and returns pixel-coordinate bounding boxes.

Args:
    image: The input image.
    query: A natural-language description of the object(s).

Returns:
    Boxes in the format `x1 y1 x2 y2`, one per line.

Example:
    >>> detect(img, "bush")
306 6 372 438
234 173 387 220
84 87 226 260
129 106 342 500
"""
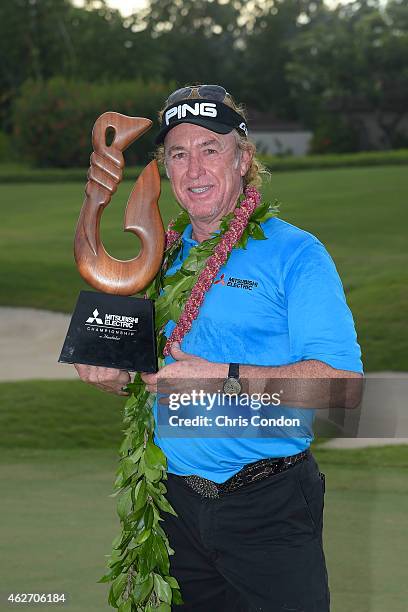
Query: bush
0 131 12 162
12 77 173 168
310 115 360 154
259 149 408 172
1 150 407 183
0 163 167 183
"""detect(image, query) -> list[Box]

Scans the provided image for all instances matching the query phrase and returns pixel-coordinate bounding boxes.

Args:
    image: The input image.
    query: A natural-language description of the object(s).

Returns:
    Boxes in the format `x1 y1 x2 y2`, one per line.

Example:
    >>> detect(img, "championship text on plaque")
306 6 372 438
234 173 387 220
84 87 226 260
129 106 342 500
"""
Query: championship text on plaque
59 291 157 372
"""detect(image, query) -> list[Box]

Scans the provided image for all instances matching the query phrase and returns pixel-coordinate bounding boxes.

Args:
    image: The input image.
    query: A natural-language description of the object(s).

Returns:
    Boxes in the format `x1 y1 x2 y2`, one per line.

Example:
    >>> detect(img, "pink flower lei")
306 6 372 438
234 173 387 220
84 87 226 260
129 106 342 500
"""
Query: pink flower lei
162 185 261 356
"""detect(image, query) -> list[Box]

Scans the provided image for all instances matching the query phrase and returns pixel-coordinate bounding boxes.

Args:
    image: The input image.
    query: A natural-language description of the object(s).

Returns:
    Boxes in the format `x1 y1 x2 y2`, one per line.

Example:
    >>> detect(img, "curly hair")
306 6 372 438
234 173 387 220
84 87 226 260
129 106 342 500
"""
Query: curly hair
155 86 269 188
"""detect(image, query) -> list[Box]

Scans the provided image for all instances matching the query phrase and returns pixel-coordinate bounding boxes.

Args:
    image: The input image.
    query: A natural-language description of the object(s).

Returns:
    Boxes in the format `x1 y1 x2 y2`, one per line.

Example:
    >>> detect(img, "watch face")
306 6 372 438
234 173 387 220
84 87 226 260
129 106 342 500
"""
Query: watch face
223 377 242 396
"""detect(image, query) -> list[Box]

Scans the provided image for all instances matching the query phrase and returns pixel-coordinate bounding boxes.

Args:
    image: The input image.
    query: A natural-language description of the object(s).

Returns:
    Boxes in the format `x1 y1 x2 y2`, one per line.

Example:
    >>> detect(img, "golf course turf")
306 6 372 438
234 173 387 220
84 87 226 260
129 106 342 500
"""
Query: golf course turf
1 164 407 610
1 165 407 370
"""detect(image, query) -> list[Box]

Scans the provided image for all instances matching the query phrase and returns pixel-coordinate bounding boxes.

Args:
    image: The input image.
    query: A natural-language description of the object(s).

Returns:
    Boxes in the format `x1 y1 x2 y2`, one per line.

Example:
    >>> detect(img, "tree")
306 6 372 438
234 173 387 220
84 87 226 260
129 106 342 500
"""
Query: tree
286 0 408 148
239 0 325 118
0 0 73 128
0 0 164 130
132 0 246 96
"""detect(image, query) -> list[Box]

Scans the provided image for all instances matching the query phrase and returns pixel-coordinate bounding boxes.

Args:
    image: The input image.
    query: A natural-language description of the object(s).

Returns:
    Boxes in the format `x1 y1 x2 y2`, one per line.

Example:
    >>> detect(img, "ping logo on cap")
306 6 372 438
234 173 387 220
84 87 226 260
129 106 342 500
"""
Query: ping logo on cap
165 102 218 126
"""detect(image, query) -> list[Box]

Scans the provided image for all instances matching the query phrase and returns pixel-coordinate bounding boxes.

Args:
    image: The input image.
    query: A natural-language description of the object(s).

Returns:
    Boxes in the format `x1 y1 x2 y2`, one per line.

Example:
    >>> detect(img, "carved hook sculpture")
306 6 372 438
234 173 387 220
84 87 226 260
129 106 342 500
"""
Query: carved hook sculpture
74 112 164 295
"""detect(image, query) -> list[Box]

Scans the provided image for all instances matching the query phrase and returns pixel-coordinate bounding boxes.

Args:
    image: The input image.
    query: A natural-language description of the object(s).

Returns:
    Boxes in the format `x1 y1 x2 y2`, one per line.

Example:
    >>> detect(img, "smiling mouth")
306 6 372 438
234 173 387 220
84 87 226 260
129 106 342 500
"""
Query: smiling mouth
188 185 213 194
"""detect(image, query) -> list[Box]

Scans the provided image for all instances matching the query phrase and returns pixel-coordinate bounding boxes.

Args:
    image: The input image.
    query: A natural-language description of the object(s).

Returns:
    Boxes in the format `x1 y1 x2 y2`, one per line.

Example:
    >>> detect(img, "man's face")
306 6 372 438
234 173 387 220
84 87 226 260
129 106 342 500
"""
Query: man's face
164 124 251 224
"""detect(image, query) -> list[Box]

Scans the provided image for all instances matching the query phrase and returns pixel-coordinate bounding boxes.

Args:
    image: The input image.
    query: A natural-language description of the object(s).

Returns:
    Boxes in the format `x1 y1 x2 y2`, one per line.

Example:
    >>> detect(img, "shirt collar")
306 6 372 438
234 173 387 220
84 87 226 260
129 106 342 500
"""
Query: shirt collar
181 224 197 246
181 223 222 247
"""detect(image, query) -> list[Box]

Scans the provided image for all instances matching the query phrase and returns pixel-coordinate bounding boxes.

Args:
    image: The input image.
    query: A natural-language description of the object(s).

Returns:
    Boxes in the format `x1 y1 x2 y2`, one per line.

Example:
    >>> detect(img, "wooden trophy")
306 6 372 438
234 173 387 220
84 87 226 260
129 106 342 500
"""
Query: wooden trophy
59 112 165 373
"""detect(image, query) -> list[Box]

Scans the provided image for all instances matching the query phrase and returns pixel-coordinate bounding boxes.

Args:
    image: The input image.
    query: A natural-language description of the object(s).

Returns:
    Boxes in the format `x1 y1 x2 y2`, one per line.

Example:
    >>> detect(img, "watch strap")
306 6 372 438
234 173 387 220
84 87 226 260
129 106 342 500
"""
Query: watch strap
228 363 240 379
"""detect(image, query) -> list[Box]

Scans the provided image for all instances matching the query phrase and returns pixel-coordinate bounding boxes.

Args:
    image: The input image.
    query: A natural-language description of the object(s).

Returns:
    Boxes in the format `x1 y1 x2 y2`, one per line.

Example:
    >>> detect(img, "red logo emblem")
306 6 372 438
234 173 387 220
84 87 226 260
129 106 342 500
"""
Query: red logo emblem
214 273 226 285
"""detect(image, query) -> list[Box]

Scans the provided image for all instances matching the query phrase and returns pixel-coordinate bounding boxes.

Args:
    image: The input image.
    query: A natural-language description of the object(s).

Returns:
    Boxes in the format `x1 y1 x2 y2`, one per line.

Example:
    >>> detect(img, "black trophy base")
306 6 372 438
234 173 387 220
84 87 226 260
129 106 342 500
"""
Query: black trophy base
59 290 158 372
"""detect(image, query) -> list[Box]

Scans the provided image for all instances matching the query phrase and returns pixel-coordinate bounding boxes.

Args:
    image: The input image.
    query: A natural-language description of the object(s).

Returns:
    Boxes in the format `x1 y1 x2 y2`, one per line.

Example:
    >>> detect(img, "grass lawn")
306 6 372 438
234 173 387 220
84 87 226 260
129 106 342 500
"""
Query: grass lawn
0 444 407 612
1 165 407 370
0 380 124 449
1 165 407 611
0 381 407 610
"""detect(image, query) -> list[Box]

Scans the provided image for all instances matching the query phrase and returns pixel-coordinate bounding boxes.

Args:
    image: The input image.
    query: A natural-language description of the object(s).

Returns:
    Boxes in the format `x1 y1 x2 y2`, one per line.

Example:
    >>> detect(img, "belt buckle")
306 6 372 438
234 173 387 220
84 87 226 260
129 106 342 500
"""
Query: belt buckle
207 481 220 499
283 455 294 467
185 475 220 499
184 451 308 499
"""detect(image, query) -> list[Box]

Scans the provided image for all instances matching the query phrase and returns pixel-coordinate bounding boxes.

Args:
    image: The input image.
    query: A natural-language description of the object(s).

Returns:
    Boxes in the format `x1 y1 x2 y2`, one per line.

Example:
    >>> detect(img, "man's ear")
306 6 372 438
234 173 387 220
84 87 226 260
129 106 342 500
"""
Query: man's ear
239 148 252 177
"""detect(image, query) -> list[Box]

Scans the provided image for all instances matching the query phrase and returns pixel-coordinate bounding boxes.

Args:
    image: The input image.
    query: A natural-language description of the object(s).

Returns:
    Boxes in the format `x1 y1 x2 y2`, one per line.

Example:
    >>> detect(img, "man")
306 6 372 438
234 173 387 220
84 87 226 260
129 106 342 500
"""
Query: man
75 84 363 611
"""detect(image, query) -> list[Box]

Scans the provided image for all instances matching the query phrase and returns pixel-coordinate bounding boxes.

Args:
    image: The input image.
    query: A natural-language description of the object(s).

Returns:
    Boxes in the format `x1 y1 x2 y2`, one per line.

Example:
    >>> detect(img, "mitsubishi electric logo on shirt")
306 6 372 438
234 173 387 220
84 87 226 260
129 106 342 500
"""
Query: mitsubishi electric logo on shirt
214 274 259 290
85 307 139 337
165 102 217 125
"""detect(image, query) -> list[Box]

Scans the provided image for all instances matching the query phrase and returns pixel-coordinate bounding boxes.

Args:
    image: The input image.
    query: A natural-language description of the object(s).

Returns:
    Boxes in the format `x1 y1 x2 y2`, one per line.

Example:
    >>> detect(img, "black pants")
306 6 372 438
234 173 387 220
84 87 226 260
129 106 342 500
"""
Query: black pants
162 453 330 612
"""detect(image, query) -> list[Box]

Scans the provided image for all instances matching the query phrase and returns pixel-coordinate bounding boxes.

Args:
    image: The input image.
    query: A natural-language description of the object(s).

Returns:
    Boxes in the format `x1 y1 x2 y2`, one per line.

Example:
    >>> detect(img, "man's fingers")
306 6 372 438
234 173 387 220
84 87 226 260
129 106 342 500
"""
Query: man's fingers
95 367 129 383
73 364 130 395
74 363 91 380
141 372 158 394
141 372 158 385
170 342 188 361
99 382 129 396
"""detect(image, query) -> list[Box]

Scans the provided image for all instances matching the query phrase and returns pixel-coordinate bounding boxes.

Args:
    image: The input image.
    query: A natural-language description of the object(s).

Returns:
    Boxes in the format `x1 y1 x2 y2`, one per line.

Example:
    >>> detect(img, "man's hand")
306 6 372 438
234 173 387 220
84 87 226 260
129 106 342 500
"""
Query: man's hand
74 364 131 396
141 343 227 394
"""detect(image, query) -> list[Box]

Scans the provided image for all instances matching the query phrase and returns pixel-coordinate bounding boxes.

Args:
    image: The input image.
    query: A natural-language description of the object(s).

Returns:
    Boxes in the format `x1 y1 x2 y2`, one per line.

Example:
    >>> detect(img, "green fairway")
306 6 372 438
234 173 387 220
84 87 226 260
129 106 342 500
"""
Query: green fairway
0 381 407 610
0 448 117 612
0 179 180 313
0 380 124 449
0 445 407 612
1 165 407 370
0 379 342 449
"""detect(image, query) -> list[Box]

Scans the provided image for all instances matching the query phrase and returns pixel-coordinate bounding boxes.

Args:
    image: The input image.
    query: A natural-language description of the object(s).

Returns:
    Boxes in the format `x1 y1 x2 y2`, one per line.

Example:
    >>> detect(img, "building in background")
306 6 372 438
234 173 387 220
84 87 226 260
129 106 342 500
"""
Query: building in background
248 109 312 157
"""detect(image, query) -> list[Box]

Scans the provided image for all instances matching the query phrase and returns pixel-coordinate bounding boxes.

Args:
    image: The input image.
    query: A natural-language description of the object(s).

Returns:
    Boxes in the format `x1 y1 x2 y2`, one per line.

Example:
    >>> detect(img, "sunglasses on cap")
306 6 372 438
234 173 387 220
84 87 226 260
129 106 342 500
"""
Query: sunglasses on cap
155 85 248 144
165 85 229 107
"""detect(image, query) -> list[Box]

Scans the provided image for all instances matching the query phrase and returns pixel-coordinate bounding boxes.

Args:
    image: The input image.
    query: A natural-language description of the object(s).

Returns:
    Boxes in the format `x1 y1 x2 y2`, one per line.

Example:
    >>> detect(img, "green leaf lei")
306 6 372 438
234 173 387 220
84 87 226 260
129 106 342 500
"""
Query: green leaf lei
99 196 279 611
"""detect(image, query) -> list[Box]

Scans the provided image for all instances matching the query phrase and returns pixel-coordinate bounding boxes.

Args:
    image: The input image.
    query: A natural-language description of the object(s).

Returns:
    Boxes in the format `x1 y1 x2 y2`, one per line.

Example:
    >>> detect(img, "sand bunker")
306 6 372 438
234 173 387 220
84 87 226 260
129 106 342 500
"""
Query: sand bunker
0 307 77 381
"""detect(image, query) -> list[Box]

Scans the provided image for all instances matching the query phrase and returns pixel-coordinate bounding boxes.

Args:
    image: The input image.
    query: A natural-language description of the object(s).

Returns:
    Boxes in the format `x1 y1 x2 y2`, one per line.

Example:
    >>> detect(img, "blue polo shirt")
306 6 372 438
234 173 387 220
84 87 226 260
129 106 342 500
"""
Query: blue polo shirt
153 217 363 482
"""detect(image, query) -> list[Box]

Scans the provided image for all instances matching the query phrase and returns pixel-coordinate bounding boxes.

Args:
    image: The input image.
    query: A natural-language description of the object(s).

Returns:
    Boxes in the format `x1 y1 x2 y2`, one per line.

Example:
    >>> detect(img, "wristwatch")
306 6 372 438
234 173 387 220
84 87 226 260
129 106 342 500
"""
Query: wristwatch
223 363 242 395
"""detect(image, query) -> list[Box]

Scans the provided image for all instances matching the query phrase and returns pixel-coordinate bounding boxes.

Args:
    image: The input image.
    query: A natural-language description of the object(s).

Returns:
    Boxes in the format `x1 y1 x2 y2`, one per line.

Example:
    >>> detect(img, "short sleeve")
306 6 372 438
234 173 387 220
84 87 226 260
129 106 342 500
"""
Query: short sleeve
284 240 363 373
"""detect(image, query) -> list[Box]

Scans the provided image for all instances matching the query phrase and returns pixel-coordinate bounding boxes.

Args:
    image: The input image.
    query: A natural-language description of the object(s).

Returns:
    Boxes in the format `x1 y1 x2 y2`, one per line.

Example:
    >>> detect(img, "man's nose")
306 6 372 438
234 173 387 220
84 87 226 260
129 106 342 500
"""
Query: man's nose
186 153 204 179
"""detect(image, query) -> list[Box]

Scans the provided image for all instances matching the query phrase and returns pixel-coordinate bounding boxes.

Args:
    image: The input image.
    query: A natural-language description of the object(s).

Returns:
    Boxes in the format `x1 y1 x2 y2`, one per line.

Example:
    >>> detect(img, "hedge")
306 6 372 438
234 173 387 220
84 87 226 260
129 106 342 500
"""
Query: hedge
0 163 167 183
11 77 173 168
1 149 407 183
0 131 13 163
259 149 408 171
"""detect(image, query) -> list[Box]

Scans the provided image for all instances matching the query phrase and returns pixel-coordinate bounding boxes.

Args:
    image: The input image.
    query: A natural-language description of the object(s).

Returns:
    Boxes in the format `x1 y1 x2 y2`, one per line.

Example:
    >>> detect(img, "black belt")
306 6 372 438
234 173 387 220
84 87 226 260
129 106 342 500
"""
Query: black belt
179 449 310 499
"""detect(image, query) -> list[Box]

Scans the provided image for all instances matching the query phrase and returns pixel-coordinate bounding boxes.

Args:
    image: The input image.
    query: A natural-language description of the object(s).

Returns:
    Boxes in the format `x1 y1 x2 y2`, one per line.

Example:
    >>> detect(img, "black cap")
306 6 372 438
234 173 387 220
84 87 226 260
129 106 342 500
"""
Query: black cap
155 98 248 145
